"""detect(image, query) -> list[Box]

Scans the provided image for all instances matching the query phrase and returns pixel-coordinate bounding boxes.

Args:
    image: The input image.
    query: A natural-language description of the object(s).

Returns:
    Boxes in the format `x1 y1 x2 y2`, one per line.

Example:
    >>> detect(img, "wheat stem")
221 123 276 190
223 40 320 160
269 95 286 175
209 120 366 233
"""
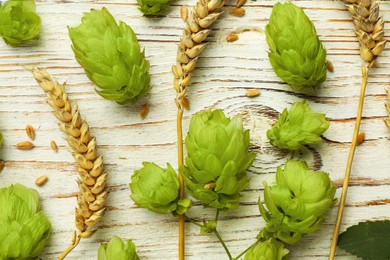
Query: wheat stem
329 66 369 260
329 0 385 258
30 67 108 259
174 1 226 259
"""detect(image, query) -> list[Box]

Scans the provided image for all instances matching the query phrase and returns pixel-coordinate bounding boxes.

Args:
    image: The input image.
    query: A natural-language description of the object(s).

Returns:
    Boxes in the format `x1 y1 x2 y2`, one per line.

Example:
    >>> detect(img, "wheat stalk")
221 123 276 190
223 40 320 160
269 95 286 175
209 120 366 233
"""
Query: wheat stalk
329 1 386 259
30 68 107 260
173 0 226 259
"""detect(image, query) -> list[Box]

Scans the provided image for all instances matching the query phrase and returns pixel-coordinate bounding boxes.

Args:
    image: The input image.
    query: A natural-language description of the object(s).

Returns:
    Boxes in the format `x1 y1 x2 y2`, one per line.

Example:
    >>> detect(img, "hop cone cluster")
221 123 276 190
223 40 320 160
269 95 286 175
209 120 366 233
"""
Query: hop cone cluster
98 236 139 260
69 7 151 105
180 109 255 211
266 2 327 90
137 0 171 16
0 0 41 47
267 101 329 151
0 184 51 259
130 162 191 215
258 160 336 244
244 239 289 260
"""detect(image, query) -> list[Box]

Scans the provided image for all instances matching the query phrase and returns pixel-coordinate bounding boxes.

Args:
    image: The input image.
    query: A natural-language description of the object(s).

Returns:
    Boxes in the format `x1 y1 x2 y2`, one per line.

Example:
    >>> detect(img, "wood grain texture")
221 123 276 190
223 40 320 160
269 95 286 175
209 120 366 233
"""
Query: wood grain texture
0 0 389 259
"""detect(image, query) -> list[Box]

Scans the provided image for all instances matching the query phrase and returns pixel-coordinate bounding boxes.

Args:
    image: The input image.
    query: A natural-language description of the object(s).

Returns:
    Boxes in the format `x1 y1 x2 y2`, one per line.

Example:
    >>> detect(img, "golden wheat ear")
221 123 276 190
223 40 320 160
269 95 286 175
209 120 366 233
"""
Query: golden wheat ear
30 68 107 259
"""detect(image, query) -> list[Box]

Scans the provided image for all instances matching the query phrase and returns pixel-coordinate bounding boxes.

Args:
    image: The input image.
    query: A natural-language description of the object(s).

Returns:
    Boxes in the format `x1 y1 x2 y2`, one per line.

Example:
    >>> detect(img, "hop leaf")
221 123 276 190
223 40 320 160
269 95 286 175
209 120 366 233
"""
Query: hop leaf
338 221 390 260
0 184 51 259
258 160 336 244
130 162 190 215
137 0 172 16
244 239 289 260
98 236 140 260
267 101 329 151
0 0 41 47
68 7 151 105
266 2 327 90
181 109 255 211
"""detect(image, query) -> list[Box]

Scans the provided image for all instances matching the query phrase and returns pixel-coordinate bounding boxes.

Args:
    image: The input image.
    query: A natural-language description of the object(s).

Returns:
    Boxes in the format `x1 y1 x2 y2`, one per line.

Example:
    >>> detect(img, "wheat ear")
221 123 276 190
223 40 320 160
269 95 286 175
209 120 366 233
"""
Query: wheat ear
30 68 107 259
173 0 226 259
329 1 385 258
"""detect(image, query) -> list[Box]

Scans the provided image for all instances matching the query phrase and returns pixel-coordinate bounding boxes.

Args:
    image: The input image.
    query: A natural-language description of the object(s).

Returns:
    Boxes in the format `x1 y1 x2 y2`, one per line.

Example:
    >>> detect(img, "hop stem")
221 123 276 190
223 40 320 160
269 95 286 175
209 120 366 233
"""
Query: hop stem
177 108 186 260
329 65 369 259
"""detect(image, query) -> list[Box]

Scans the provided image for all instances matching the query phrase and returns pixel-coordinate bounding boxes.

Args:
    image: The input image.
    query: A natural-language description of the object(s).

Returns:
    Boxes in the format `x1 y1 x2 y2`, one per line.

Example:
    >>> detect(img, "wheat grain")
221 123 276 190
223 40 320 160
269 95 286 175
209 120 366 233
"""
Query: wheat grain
35 175 48 186
51 140 58 152
30 67 107 259
230 7 245 17
226 33 239 42
16 141 34 150
246 89 260 97
343 0 386 67
140 104 149 119
26 124 35 140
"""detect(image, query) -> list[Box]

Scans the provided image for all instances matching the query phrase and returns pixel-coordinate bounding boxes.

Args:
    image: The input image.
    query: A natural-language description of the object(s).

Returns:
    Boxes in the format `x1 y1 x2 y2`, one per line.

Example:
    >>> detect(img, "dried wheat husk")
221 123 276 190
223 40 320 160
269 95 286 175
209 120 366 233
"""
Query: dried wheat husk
343 0 386 67
30 68 107 259
174 0 226 110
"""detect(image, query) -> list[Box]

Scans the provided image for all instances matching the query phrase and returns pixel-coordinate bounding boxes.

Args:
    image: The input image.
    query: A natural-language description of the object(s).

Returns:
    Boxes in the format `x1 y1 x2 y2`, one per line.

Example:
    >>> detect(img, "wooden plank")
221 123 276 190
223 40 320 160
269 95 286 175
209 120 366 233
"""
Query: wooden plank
0 0 389 259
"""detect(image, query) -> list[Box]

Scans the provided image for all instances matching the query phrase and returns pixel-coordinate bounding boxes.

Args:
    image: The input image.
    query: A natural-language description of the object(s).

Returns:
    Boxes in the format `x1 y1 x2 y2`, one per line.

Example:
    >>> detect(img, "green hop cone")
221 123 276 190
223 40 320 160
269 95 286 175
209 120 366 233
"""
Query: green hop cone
266 2 327 90
0 0 41 47
98 236 140 260
258 160 336 244
244 239 289 260
0 184 51 259
180 109 256 211
130 162 191 215
68 7 151 105
267 101 330 151
137 0 171 16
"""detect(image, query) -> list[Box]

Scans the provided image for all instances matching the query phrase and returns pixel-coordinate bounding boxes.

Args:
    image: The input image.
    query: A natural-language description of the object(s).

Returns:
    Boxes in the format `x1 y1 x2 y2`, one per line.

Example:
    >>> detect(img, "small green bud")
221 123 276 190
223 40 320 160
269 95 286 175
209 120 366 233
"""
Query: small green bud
267 101 330 151
98 236 140 260
137 0 172 16
258 160 337 244
266 2 327 90
244 239 289 260
0 184 51 259
200 220 217 235
0 0 41 47
130 162 182 214
68 7 151 105
181 109 255 211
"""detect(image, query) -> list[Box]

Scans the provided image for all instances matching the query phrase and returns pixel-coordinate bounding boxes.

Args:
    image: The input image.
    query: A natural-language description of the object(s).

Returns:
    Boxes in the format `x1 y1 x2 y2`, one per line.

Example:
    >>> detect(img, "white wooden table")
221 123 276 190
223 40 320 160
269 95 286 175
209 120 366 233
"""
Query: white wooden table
0 0 389 259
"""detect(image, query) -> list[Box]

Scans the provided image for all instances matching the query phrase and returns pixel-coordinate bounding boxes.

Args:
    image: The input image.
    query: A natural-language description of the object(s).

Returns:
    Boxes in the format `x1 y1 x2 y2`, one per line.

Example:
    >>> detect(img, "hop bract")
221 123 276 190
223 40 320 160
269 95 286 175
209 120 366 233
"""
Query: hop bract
137 0 171 16
244 239 289 260
130 162 191 215
267 101 329 151
266 2 327 90
258 160 336 244
98 236 140 260
0 184 51 259
0 0 41 47
68 8 151 105
180 109 255 211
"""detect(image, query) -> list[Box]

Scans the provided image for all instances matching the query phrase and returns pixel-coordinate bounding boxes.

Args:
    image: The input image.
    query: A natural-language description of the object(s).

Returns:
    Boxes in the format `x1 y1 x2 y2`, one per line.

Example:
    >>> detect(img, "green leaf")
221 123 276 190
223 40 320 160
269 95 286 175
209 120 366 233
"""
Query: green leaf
68 7 151 105
338 221 390 260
